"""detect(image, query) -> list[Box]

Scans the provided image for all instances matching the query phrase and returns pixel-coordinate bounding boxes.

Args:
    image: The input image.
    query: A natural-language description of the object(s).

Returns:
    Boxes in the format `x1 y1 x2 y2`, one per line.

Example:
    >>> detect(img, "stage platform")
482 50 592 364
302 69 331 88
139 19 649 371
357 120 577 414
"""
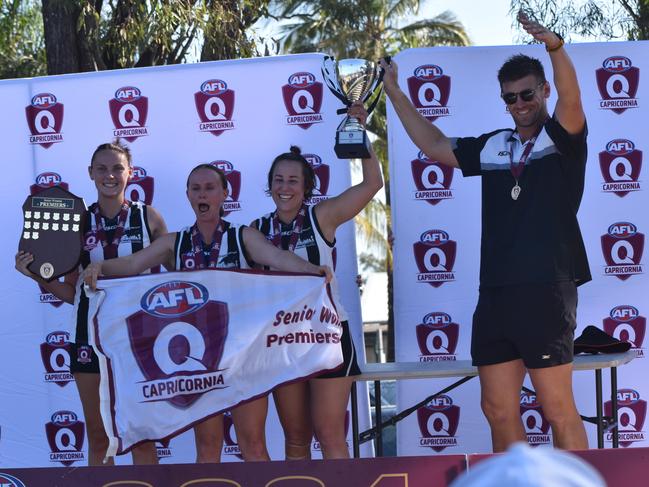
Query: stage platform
1 446 648 486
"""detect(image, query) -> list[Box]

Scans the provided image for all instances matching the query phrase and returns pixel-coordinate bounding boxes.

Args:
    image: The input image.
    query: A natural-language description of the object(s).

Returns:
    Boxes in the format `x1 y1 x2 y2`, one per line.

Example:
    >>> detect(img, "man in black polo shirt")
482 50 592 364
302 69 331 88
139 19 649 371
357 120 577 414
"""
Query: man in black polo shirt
381 11 590 451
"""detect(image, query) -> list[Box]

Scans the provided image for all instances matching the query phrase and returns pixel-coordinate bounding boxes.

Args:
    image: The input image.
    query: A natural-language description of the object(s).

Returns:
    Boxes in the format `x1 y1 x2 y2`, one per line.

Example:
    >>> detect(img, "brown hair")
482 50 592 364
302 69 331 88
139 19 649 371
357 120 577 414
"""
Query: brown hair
266 146 316 200
90 139 132 167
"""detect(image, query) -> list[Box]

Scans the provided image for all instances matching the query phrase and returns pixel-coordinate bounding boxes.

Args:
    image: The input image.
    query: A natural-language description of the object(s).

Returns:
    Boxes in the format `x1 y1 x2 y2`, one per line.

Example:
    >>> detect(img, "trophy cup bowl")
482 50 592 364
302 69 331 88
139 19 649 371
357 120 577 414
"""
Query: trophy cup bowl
322 56 383 159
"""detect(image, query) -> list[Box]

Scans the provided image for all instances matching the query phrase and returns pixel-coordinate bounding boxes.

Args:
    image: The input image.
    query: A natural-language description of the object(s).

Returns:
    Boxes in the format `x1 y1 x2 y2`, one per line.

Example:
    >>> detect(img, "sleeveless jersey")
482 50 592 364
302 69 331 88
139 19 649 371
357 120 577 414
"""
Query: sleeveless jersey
73 200 154 343
251 205 348 320
174 220 251 271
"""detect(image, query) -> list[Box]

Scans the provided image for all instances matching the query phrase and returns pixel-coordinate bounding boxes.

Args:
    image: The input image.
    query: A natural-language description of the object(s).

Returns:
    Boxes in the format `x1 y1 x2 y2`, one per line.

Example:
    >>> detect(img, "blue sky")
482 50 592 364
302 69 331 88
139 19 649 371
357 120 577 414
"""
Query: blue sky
421 0 518 46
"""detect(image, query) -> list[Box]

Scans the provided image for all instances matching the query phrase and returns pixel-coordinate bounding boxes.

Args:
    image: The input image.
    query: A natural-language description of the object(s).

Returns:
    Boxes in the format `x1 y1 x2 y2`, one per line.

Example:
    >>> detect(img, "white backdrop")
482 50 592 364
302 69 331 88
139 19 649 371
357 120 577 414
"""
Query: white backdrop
388 41 649 454
0 53 372 467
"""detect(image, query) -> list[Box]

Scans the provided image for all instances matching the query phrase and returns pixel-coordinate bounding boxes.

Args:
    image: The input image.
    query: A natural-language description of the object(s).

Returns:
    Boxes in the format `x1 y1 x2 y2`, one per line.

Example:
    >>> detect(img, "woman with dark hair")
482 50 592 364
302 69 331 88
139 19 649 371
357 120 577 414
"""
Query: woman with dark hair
251 102 383 459
83 162 332 462
15 141 167 465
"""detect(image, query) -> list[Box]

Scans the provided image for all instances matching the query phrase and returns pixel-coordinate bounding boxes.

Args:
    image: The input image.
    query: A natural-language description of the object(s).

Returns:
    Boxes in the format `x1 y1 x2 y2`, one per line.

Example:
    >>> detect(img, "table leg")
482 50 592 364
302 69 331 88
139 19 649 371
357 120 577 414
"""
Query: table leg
351 382 359 458
374 380 383 457
611 366 618 448
596 369 603 449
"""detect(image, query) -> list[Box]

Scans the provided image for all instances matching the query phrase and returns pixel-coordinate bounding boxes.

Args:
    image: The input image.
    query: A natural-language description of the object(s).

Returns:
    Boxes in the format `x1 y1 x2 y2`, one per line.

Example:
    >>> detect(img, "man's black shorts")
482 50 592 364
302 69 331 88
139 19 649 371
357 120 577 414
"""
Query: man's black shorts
471 281 577 369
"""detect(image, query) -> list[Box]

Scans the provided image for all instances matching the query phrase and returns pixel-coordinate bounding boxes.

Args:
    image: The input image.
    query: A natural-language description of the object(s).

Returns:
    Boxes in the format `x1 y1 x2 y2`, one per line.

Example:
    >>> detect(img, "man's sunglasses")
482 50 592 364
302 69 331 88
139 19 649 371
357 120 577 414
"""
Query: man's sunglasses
501 82 545 105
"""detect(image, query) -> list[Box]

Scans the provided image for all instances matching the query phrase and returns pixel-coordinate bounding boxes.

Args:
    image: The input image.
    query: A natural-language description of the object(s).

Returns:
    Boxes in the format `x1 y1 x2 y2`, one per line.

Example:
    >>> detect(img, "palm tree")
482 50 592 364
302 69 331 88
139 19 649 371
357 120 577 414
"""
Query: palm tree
271 0 471 361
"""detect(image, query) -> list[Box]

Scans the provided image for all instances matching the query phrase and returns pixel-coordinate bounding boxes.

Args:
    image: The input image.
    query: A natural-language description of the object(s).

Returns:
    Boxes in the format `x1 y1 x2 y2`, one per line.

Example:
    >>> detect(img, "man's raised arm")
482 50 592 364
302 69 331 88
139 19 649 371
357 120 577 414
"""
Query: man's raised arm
380 58 459 168
517 11 585 134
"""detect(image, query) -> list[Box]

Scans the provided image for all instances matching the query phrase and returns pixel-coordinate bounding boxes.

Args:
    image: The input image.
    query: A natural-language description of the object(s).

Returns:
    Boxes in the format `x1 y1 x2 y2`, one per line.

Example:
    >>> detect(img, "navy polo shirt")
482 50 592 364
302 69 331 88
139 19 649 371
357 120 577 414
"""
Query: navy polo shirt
451 114 591 287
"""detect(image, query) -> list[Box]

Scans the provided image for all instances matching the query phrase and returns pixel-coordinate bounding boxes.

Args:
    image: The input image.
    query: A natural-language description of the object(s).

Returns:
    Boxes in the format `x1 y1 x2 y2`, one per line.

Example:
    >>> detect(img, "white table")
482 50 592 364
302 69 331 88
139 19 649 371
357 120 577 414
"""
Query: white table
350 351 635 456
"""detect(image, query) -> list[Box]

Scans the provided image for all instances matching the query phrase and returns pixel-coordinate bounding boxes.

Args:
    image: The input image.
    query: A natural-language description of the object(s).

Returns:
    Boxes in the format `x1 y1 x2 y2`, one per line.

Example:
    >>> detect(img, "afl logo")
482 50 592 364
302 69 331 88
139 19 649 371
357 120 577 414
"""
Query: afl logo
36 172 62 187
414 64 443 80
304 153 323 167
608 222 637 238
422 312 451 325
0 473 26 487
602 56 632 73
201 79 228 95
420 229 449 245
611 305 639 322
141 281 209 318
114 86 141 101
288 72 316 88
31 93 57 108
211 160 234 173
606 139 635 155
130 166 148 181
427 394 453 411
618 388 641 405
51 410 78 426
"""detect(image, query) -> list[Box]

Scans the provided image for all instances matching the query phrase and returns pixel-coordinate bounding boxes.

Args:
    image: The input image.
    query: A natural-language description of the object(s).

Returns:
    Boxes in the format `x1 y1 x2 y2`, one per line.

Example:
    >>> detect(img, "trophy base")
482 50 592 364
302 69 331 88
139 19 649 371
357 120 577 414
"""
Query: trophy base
334 130 371 159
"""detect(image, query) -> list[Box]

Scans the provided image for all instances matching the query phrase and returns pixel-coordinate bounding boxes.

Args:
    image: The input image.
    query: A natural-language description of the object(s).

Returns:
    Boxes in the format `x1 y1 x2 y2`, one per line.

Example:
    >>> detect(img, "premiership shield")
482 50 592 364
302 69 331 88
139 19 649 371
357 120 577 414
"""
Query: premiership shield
19 185 86 281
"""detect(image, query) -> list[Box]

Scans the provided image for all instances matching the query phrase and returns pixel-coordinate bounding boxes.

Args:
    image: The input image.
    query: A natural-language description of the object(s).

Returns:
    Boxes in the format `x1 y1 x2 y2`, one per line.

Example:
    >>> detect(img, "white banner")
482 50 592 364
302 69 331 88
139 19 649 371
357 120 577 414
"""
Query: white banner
389 41 649 455
87 269 343 456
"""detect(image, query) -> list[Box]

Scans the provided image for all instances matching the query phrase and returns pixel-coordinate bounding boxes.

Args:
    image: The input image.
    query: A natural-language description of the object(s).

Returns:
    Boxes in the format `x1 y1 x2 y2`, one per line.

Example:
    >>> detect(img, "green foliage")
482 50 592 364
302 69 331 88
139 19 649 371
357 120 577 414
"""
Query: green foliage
511 0 649 41
0 0 46 79
272 0 470 266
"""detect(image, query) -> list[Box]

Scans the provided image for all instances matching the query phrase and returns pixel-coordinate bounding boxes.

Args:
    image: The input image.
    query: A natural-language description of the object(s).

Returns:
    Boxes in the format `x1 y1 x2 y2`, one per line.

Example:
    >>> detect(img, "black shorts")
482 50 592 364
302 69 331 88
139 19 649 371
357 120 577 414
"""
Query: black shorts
70 287 100 374
70 342 100 374
318 320 361 379
471 281 577 369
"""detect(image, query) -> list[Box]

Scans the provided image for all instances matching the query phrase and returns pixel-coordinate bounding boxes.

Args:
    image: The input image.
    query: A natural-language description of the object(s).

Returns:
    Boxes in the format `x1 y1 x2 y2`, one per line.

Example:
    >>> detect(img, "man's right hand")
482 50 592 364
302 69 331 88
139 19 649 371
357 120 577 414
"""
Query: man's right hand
380 57 399 96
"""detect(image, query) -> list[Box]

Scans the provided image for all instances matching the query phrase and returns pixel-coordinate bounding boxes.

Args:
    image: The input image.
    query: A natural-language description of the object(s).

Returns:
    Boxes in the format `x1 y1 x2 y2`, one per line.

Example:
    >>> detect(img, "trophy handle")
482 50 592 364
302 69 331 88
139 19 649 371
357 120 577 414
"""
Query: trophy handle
321 55 350 107
362 65 385 116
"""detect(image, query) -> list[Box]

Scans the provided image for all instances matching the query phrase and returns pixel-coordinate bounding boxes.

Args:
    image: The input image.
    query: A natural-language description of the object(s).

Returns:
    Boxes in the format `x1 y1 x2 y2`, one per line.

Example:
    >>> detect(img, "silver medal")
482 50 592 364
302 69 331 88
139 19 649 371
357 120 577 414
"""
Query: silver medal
511 184 521 200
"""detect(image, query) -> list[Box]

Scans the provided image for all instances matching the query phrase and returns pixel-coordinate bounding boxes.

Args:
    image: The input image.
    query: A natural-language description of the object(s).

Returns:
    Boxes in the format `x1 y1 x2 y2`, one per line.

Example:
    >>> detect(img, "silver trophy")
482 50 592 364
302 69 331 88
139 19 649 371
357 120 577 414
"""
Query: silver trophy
322 56 383 159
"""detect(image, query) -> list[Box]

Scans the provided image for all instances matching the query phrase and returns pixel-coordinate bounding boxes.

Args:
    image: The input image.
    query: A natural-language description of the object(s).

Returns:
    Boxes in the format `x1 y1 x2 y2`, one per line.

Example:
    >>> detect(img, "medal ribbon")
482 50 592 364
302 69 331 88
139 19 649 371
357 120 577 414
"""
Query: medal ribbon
509 119 547 182
190 221 225 269
93 201 130 260
271 205 307 252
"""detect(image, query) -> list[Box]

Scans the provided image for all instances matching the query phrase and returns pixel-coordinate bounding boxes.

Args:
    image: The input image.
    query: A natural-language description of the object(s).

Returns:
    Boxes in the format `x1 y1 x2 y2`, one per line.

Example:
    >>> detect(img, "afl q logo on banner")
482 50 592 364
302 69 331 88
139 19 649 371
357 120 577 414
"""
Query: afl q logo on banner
45 410 85 466
411 151 454 205
209 161 242 215
25 92 64 148
520 391 551 445
126 166 155 205
599 139 642 197
127 281 229 407
195 79 236 136
601 222 644 280
596 56 639 114
415 312 459 362
109 86 149 142
0 473 26 487
304 153 330 205
282 72 324 129
40 331 73 387
603 305 645 358
413 229 457 287
417 394 460 452
407 65 452 121
605 389 646 447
